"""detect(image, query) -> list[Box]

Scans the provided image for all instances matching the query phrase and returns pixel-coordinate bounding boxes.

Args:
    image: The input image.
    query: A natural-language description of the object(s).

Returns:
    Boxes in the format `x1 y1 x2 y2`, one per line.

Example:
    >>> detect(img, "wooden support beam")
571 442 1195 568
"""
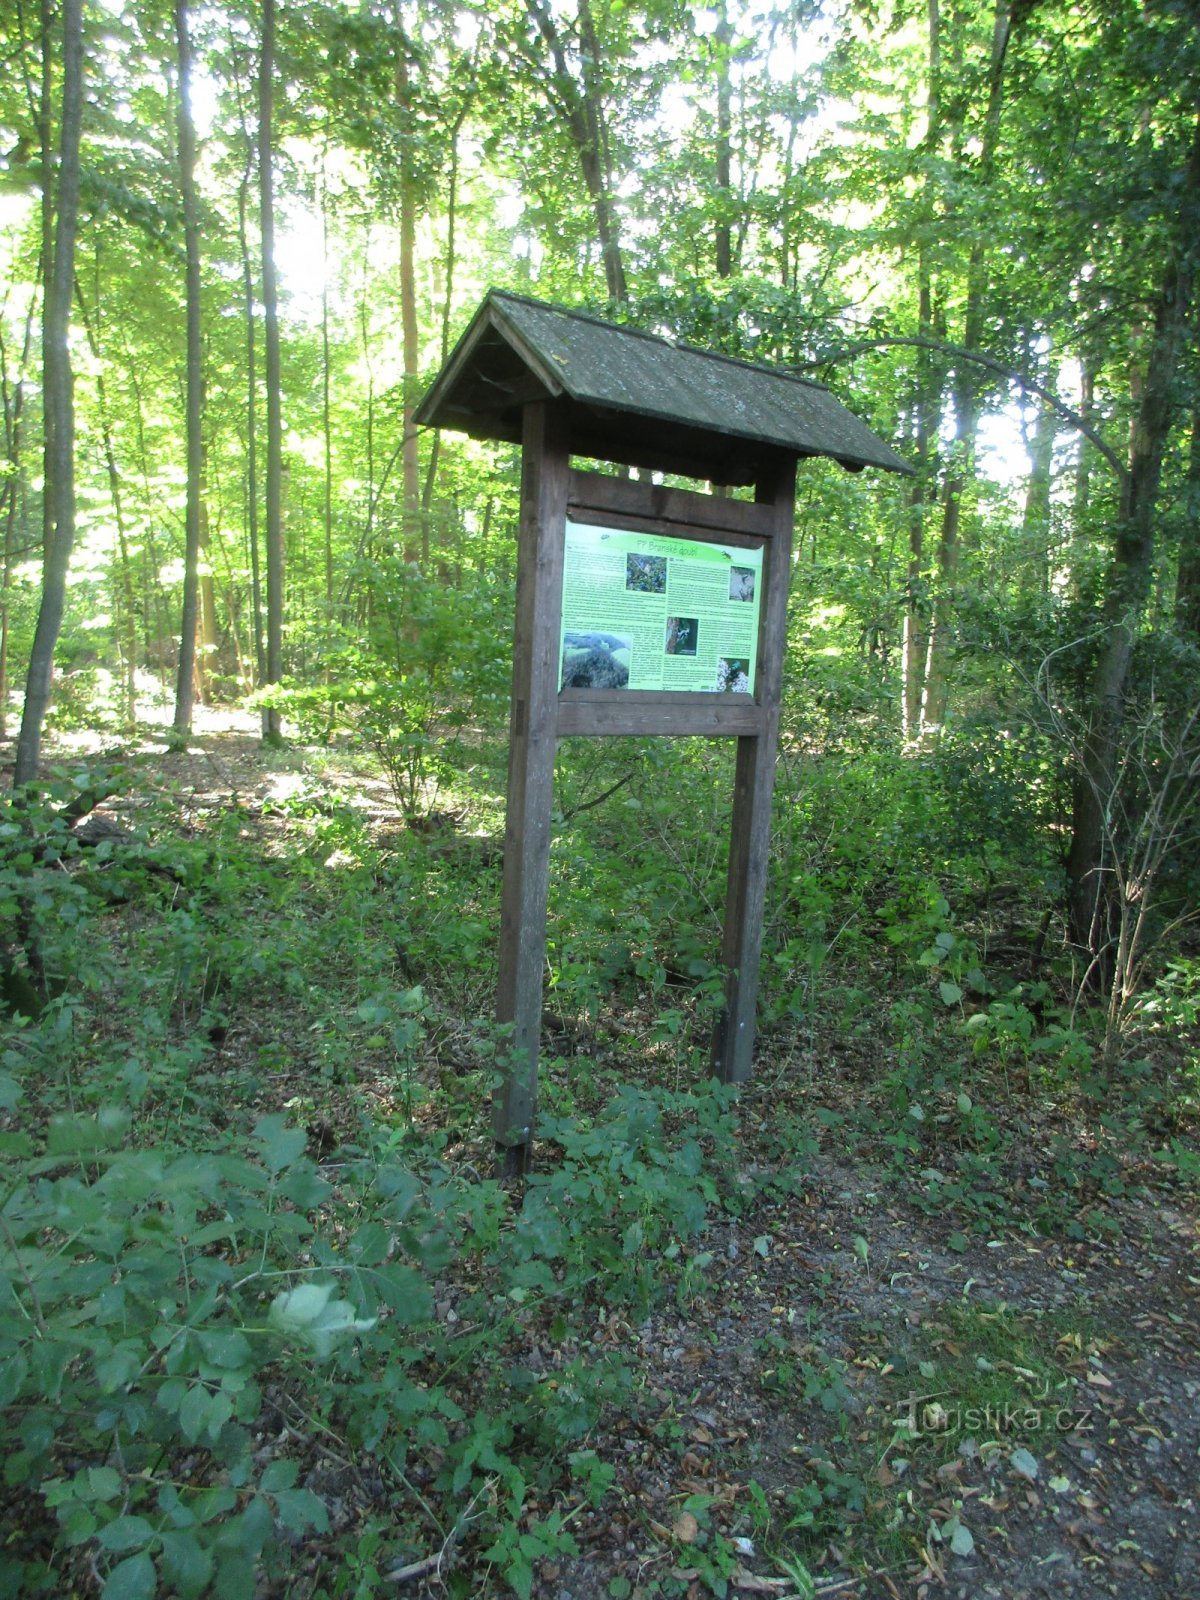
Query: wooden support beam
567 470 776 539
557 689 762 738
493 402 570 1165
710 452 796 1084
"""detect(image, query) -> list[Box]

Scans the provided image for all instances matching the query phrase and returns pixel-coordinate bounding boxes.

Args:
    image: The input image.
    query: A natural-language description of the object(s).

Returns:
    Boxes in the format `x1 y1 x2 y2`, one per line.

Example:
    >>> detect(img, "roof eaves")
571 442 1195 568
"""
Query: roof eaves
487 294 570 399
414 293 565 429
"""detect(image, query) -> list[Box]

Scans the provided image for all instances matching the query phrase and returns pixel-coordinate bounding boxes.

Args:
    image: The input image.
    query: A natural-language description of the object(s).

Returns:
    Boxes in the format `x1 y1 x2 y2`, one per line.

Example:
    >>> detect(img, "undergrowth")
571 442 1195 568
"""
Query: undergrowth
0 737 1195 1597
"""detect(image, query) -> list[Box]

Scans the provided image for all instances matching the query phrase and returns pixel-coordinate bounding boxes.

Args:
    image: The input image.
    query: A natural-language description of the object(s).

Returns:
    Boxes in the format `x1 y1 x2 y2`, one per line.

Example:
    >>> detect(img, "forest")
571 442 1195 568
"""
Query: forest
1 0 1198 1595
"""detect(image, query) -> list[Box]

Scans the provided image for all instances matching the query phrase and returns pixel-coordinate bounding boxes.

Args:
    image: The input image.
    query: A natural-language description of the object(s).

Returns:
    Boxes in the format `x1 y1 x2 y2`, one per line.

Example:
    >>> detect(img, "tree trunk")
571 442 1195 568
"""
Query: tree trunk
259 0 285 744
921 0 1012 732
393 26 423 564
1066 110 1200 954
236 144 266 686
76 278 139 728
1022 376 1058 592
172 0 204 741
421 83 472 529
1175 410 1200 643
127 361 173 702
13 0 83 788
320 156 334 608
714 0 733 280
0 292 36 742
197 445 219 702
901 0 941 742
524 0 628 302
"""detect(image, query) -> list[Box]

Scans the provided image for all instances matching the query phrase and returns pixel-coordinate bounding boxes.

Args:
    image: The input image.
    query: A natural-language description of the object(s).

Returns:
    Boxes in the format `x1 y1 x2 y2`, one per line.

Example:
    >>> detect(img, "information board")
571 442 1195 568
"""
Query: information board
558 519 763 696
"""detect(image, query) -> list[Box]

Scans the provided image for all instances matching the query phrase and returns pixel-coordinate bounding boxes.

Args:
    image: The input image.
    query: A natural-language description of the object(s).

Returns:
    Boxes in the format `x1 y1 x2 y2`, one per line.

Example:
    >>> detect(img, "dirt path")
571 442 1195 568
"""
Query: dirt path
546 1162 1199 1599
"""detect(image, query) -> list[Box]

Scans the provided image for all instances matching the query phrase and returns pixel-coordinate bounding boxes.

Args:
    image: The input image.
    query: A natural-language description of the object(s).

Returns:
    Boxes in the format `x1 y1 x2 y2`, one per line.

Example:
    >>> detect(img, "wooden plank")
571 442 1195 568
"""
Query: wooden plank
561 503 767 554
711 451 797 1084
494 402 570 1161
568 468 775 539
557 690 762 738
564 406 775 486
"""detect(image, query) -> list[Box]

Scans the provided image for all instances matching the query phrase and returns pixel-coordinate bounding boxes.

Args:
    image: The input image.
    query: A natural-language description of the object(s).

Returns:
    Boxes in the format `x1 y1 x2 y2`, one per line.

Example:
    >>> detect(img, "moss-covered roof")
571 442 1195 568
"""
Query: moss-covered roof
415 289 912 485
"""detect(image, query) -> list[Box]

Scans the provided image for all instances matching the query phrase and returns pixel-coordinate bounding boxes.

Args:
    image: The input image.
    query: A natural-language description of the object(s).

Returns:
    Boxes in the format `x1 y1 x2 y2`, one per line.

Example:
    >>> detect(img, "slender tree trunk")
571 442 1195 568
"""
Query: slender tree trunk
524 0 628 302
236 148 265 685
901 0 941 741
76 280 139 727
38 0 54 574
172 0 204 741
422 88 471 525
320 157 334 608
126 360 172 700
259 0 284 743
358 247 376 590
1022 379 1058 592
714 0 733 281
1074 360 1095 519
14 0 82 788
1176 410 1200 642
1066 110 1200 954
921 0 1012 732
393 29 423 565
0 293 36 742
197 434 219 702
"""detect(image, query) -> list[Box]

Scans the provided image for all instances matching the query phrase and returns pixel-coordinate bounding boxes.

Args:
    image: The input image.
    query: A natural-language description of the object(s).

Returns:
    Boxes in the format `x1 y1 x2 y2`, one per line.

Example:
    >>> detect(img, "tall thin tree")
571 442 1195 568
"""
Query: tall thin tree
1066 110 1200 956
259 0 284 742
172 0 205 741
13 0 83 788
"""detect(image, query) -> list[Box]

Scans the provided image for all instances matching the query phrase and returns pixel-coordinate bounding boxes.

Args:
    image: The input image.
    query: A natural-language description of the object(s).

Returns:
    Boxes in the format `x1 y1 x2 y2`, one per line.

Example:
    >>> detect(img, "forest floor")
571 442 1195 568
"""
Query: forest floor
4 713 1198 1600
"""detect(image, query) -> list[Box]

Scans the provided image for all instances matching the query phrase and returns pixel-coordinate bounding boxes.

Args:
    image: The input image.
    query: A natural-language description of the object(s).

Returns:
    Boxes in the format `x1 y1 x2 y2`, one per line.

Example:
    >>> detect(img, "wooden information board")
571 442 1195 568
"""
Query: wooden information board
413 289 911 1171
494 405 795 1166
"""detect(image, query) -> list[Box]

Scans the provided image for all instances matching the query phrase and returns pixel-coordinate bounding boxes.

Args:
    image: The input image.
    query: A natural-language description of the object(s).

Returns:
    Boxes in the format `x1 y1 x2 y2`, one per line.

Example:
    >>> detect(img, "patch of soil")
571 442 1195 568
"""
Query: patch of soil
534 1165 1199 1600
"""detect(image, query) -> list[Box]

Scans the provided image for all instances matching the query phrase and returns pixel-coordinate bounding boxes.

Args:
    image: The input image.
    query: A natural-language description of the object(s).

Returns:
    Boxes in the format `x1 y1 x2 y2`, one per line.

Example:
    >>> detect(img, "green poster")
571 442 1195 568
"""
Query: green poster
558 520 763 695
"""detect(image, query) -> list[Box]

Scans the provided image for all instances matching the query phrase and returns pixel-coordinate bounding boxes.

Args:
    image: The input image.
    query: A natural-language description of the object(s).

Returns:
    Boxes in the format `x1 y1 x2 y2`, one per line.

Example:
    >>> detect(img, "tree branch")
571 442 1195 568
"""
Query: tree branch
558 769 634 823
799 334 1129 485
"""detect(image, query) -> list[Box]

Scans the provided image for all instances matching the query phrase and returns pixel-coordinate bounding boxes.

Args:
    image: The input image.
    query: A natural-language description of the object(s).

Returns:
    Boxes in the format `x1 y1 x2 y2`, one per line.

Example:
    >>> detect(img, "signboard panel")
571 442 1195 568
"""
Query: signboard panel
558 519 763 697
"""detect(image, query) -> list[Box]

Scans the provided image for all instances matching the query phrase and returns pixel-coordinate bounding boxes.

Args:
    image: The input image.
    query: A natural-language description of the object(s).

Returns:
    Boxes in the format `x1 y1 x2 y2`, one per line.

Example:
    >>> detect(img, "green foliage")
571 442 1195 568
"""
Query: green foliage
516 1082 739 1312
266 567 511 818
0 1115 354 1595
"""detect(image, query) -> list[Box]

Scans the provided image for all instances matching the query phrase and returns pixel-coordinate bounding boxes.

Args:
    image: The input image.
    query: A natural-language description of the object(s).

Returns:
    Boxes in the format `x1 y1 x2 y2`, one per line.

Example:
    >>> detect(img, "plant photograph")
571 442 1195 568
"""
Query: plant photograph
626 554 667 594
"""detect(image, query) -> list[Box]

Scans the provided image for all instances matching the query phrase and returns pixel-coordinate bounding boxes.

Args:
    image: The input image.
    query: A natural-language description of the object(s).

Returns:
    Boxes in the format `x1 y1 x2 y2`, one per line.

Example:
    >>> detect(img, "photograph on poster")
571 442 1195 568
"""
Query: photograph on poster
626 553 667 594
559 519 763 695
717 656 750 693
560 631 632 689
665 616 699 656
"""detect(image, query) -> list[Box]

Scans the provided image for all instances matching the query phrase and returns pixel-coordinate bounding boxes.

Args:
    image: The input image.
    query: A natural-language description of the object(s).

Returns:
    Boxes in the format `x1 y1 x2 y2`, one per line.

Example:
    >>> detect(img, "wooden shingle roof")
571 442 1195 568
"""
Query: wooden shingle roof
415 289 912 485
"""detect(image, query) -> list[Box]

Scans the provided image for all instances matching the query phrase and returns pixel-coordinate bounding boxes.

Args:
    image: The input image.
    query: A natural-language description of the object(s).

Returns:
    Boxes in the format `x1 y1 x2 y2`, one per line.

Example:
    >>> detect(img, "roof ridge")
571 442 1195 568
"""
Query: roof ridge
487 287 832 395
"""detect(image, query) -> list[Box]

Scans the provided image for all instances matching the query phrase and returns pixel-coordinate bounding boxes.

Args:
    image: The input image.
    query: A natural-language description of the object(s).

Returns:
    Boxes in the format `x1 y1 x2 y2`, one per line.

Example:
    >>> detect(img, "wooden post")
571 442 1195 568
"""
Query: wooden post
493 402 570 1169
711 453 796 1083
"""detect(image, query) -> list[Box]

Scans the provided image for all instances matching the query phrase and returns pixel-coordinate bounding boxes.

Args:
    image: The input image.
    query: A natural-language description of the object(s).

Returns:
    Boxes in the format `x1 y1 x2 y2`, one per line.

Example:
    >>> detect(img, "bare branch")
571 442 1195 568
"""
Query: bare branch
797 335 1129 486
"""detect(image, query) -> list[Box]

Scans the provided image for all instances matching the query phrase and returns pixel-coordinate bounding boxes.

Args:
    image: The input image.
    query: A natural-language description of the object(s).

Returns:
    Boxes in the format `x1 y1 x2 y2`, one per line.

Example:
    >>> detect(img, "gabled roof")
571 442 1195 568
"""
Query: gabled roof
415 289 913 486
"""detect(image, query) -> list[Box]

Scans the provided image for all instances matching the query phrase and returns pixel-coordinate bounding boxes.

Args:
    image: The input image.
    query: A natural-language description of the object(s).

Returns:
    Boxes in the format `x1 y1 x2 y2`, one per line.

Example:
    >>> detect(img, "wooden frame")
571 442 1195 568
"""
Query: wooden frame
493 400 796 1169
